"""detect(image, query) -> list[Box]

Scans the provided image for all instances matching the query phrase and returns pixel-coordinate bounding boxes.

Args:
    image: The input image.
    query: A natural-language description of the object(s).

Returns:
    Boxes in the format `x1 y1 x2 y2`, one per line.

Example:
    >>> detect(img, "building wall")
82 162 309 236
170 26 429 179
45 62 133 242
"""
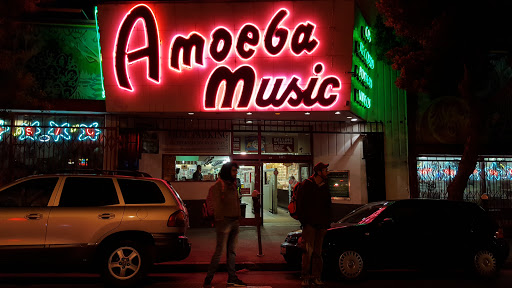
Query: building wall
313 133 367 204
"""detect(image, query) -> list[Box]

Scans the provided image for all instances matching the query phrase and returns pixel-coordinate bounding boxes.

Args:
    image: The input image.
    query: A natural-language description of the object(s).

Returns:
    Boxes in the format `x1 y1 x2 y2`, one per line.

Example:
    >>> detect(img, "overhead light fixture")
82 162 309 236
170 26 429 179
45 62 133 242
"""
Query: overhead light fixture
335 111 341 115
347 116 352 119
246 112 252 115
188 112 194 115
247 120 253 124
275 112 280 115
305 112 311 115
351 118 358 122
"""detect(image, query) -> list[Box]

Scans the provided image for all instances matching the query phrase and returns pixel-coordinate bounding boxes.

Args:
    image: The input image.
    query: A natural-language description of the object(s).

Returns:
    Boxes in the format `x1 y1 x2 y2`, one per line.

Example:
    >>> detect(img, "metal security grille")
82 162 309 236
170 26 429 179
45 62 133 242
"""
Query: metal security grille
417 156 512 227
0 113 118 187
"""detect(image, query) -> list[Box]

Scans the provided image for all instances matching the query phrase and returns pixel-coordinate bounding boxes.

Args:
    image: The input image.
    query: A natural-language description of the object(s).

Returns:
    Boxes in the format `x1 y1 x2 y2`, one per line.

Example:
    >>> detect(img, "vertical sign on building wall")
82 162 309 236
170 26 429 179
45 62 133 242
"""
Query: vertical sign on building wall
351 12 374 117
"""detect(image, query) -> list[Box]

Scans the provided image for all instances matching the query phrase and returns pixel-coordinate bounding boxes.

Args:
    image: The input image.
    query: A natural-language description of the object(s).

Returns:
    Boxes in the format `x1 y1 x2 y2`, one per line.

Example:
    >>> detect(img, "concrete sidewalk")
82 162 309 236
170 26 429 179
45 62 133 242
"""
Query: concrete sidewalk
154 222 512 273
154 222 301 273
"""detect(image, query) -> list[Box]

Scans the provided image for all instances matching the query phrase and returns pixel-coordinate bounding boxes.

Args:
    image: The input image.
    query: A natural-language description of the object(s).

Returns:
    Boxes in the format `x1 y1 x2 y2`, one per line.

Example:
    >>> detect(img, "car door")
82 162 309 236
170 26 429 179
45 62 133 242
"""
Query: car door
0 177 60 262
45 176 125 262
370 201 428 269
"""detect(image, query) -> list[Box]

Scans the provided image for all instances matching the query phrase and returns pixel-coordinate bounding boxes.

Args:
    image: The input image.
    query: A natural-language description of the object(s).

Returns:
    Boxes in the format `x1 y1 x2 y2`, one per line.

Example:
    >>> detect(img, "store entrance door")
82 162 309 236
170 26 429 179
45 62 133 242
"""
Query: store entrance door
263 168 278 214
236 163 260 226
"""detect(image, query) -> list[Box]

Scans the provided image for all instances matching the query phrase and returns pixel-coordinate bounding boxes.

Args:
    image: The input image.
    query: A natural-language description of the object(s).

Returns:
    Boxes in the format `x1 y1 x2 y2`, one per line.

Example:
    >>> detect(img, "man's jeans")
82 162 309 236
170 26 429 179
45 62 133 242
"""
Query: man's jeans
205 218 240 282
301 224 327 280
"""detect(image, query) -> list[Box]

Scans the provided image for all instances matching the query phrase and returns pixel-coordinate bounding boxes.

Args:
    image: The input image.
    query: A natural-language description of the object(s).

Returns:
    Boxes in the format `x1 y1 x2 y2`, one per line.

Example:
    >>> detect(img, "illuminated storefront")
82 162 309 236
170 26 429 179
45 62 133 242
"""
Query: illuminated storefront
93 0 408 226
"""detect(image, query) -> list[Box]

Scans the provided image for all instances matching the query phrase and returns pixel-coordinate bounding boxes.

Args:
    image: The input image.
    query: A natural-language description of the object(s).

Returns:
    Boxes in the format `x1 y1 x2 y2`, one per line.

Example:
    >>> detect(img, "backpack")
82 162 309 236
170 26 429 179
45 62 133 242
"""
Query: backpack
288 180 306 220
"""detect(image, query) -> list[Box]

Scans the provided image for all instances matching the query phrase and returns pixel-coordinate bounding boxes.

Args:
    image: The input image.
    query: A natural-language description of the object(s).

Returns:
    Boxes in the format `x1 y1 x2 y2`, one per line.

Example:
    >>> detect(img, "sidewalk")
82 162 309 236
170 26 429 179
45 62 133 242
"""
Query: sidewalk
154 220 301 273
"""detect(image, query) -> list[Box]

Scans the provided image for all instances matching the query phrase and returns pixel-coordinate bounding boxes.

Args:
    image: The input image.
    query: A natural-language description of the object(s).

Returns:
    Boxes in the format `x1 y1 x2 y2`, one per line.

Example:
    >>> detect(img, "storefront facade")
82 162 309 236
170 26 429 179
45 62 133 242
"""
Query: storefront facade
95 0 408 226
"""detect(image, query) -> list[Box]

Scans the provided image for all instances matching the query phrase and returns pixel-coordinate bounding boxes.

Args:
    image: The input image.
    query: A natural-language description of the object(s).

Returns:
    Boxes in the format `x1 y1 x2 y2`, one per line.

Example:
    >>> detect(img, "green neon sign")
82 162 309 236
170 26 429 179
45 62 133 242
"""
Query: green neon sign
355 65 372 89
354 89 371 109
356 41 374 69
361 26 371 43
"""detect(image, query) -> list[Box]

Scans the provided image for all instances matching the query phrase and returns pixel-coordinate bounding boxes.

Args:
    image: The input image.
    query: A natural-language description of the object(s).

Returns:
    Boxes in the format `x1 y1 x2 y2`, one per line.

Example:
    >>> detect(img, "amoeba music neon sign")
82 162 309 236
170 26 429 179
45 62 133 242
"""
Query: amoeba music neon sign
0 120 102 142
113 4 342 110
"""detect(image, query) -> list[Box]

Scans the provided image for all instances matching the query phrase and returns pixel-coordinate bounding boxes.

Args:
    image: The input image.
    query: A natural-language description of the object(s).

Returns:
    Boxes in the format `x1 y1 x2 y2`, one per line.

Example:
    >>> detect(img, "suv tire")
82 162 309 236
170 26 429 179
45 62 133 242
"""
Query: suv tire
101 240 151 287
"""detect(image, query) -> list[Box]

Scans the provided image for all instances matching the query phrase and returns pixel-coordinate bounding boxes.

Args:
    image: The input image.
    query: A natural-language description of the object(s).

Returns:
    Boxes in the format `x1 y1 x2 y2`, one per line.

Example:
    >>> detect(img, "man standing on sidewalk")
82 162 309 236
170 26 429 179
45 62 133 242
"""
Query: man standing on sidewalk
203 162 247 288
298 162 332 287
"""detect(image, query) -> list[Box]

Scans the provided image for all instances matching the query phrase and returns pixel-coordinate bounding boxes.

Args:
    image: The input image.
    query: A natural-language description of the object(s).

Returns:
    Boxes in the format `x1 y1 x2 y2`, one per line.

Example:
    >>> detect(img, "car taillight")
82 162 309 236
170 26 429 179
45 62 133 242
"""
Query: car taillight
168 210 187 227
496 227 504 239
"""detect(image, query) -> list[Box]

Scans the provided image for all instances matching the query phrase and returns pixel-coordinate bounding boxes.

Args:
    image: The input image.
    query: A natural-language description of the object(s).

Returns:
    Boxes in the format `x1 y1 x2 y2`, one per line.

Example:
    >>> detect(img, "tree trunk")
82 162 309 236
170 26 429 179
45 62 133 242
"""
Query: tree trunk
447 67 483 201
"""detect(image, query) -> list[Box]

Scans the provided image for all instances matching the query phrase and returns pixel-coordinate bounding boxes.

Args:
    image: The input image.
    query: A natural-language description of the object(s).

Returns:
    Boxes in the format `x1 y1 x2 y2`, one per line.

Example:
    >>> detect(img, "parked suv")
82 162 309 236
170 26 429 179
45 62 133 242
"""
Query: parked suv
281 199 509 280
0 172 190 287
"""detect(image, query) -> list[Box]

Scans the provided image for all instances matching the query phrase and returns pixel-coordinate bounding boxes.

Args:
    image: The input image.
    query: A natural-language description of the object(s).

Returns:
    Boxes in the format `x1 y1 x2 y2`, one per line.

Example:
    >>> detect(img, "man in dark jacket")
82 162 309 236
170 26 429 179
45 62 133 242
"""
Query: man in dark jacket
203 162 246 288
298 162 332 287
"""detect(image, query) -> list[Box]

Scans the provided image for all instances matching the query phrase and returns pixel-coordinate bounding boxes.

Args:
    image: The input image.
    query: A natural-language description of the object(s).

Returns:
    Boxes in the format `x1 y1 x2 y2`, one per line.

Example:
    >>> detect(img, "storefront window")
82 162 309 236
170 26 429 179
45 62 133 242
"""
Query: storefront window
172 155 230 181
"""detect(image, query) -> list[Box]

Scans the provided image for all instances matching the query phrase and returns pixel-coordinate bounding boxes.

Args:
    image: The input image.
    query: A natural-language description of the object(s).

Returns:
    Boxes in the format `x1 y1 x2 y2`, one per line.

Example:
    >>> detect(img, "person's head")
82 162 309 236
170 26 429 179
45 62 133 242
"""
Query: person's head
219 161 239 182
313 162 329 180
196 165 201 172
290 175 295 180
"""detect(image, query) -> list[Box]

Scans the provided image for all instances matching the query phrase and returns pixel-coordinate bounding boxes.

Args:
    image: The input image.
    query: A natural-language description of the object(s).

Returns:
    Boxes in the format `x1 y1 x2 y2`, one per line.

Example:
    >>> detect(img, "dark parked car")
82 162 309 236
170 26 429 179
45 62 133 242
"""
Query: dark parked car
281 199 509 280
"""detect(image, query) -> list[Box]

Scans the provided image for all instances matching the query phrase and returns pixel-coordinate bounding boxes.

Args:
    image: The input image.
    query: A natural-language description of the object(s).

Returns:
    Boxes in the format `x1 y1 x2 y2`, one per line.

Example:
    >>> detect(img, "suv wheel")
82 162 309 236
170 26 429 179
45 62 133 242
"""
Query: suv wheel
102 240 151 287
473 250 498 278
337 250 364 280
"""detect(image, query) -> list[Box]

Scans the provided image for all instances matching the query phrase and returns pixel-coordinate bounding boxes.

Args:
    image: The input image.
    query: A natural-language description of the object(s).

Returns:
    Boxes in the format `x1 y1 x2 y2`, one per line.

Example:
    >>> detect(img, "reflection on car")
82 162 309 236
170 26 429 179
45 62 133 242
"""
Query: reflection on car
281 199 509 280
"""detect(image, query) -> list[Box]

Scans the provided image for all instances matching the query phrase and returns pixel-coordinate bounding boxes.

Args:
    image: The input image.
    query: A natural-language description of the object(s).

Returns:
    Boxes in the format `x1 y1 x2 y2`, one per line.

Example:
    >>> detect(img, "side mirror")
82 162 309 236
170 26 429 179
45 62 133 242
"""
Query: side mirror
379 217 394 227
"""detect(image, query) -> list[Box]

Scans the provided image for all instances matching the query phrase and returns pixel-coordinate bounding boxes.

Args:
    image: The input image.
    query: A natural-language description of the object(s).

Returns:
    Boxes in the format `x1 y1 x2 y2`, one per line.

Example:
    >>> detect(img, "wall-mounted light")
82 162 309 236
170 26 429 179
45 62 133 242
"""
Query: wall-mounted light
188 112 194 115
246 112 252 115
351 118 358 122
305 112 310 115
335 111 341 115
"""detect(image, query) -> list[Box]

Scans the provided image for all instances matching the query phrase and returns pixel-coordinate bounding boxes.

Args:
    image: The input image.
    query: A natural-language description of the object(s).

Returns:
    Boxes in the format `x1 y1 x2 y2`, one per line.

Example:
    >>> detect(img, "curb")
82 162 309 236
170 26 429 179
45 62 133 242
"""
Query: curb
152 262 293 273
153 260 512 274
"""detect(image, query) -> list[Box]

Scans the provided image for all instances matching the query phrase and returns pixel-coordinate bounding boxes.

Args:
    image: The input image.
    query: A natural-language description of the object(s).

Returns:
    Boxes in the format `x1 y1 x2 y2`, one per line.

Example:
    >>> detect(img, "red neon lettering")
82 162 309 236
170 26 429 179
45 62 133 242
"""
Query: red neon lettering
204 63 340 110
210 27 234 63
26 127 33 136
264 9 290 56
169 33 206 72
86 129 95 137
114 4 160 91
55 128 61 135
236 24 260 60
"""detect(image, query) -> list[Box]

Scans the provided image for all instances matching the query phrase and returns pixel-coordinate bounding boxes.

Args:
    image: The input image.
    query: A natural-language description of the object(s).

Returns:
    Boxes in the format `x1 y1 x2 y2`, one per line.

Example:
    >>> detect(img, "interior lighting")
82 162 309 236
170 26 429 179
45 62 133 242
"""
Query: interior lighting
247 112 252 115
188 112 194 115
351 118 358 122
335 111 341 115
305 112 310 115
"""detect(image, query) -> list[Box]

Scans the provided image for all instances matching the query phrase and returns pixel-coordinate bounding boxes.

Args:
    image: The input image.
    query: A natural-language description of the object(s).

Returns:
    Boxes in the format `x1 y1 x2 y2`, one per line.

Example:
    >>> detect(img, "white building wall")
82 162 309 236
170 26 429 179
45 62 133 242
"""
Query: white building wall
313 133 367 205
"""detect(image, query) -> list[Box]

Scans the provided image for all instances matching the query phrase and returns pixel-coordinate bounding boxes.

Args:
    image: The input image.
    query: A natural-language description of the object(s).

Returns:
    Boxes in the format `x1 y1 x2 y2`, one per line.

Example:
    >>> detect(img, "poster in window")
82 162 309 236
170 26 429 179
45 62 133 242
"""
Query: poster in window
272 137 294 153
245 136 265 152
327 171 350 198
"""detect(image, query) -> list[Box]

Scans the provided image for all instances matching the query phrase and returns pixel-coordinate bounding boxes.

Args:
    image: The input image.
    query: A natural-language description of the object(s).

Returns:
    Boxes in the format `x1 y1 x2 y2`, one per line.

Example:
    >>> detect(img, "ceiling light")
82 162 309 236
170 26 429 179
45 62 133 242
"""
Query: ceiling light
275 112 280 115
188 112 194 115
247 120 253 124
351 118 358 122
246 112 252 115
347 116 352 119
335 111 341 115
305 112 311 115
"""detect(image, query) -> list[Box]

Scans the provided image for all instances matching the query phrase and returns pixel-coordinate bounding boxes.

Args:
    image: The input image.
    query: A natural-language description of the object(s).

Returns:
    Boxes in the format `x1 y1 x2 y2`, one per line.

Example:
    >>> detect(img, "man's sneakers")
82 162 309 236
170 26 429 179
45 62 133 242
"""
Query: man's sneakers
227 277 247 287
310 278 325 286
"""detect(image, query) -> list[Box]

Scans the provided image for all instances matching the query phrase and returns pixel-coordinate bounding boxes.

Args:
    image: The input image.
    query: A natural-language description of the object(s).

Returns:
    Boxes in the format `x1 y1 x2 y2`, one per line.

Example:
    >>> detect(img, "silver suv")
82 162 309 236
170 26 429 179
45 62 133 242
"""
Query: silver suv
0 172 190 287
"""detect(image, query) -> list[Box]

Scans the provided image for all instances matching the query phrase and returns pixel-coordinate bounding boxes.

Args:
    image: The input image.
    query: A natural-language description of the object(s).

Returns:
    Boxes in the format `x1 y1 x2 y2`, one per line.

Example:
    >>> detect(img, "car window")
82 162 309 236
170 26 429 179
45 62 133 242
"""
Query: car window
338 203 388 224
117 179 165 204
59 177 119 207
0 177 58 207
